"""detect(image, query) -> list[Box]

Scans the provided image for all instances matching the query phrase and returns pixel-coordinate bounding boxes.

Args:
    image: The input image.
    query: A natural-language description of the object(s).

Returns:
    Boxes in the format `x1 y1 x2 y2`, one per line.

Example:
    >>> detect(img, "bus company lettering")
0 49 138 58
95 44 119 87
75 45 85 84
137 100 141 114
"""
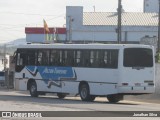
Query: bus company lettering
43 67 67 75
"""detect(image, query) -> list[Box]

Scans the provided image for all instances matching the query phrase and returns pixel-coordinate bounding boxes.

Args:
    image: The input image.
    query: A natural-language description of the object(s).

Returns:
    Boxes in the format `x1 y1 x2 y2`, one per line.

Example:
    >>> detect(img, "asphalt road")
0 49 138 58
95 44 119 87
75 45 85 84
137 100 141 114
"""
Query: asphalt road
0 90 160 120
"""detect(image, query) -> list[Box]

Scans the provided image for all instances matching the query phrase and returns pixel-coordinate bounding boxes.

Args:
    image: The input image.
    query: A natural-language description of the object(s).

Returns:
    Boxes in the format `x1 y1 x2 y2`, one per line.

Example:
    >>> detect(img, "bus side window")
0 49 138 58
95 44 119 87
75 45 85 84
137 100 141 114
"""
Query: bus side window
103 50 118 68
27 50 37 65
50 50 56 65
110 50 118 68
37 50 50 66
16 50 27 72
66 51 74 66
94 51 99 67
50 50 61 66
90 51 94 67
63 50 68 66
83 51 91 67
37 52 42 65
43 50 50 65
75 51 81 66
37 50 50 65
17 53 23 66
90 50 104 68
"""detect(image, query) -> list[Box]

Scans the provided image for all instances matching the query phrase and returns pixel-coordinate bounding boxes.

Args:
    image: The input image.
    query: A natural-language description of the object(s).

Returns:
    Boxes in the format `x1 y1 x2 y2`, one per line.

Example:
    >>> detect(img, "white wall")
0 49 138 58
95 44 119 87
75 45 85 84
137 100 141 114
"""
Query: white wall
72 31 117 41
126 31 157 42
26 34 66 43
66 6 83 41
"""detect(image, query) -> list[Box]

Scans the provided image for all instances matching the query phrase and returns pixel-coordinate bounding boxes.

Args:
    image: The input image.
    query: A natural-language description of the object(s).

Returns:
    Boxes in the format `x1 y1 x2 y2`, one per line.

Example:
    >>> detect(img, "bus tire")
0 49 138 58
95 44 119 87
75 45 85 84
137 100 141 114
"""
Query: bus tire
79 83 91 101
107 94 123 103
29 82 39 97
57 93 67 99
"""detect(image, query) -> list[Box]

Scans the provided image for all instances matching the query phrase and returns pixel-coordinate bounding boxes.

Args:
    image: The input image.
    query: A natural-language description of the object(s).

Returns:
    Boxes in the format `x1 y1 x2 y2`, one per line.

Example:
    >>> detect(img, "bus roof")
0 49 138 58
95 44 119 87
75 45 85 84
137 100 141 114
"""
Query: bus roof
17 43 153 50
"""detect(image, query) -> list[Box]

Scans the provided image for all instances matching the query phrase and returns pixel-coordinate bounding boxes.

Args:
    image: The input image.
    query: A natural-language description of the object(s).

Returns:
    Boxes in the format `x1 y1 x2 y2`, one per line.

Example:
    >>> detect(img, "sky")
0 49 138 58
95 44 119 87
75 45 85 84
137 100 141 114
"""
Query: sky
0 0 143 43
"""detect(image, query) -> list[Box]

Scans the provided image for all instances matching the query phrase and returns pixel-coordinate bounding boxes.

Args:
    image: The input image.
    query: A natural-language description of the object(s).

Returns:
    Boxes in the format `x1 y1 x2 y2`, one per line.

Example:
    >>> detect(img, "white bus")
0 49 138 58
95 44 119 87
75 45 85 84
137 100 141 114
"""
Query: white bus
14 44 155 103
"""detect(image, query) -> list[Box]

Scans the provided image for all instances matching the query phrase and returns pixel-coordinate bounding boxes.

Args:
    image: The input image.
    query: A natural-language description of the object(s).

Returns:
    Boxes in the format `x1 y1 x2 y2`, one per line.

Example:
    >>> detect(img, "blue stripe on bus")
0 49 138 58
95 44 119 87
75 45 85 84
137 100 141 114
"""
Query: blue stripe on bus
26 66 75 81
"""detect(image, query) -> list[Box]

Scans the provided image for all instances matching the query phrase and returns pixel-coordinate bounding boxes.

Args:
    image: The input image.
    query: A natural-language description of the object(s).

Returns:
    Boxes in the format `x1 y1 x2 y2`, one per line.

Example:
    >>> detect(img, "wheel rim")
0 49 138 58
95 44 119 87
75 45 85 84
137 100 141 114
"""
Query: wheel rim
81 87 87 99
31 85 36 93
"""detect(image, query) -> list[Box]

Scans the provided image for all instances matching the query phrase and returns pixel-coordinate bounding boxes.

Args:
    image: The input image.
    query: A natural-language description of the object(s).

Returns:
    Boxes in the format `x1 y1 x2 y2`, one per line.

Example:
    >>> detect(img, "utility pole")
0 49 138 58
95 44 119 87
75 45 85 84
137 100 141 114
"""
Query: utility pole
3 44 6 71
158 0 160 52
117 0 122 44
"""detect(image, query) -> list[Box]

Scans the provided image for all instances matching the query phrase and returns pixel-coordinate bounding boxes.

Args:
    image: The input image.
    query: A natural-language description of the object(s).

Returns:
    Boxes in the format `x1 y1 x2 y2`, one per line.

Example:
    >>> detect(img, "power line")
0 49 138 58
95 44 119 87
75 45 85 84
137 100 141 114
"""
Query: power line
25 15 65 27
0 12 65 42
0 29 24 32
0 25 25 29
0 13 65 29
0 11 64 17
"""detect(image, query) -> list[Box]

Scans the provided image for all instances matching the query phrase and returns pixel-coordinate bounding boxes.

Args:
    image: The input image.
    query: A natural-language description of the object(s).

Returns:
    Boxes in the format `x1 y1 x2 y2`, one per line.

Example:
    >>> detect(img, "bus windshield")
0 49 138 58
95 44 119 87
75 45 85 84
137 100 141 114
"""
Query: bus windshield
123 48 153 67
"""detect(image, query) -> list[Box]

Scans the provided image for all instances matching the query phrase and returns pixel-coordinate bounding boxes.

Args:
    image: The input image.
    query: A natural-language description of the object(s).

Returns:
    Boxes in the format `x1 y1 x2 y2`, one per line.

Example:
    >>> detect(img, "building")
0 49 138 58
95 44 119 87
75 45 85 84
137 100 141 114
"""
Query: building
144 0 159 13
25 5 158 45
66 6 158 44
25 27 66 43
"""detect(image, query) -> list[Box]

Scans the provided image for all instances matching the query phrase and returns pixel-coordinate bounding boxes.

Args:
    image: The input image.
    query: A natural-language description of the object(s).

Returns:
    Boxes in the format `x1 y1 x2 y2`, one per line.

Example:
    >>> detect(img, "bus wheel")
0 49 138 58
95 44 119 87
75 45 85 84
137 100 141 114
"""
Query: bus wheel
29 82 39 97
107 94 123 103
79 84 90 101
57 93 67 99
